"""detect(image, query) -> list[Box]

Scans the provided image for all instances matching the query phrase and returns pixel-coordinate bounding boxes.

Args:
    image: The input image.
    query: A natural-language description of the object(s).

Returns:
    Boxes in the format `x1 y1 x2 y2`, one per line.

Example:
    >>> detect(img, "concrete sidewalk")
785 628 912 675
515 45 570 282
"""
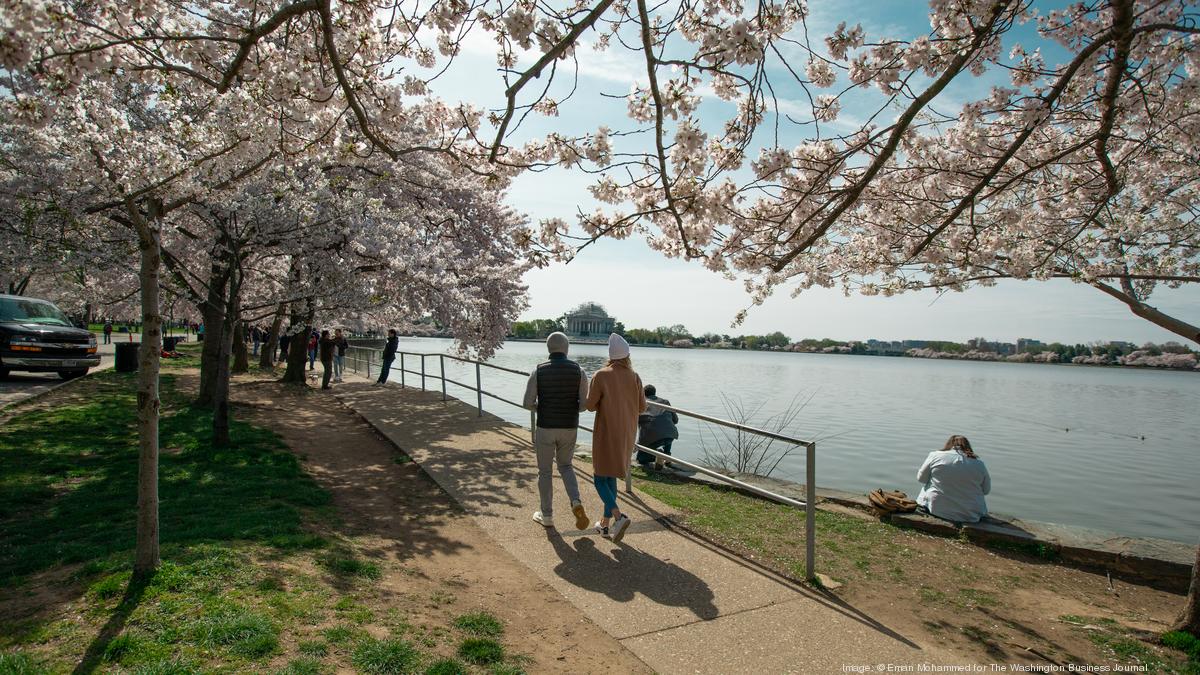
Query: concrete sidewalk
336 380 948 673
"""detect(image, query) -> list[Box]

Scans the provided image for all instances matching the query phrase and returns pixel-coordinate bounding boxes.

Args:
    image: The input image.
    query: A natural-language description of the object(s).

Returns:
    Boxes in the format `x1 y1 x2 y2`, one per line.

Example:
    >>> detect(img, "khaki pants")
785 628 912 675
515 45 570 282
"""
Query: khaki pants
534 427 582 518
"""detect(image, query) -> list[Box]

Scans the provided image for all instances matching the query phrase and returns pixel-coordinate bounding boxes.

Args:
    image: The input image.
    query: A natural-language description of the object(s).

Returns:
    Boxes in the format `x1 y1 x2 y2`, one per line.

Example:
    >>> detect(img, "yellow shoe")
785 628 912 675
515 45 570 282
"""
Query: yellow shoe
572 501 590 531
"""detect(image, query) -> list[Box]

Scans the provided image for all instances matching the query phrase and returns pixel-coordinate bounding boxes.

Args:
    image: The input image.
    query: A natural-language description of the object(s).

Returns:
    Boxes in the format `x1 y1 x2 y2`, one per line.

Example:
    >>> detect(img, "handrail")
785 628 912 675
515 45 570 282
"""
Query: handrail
344 344 818 579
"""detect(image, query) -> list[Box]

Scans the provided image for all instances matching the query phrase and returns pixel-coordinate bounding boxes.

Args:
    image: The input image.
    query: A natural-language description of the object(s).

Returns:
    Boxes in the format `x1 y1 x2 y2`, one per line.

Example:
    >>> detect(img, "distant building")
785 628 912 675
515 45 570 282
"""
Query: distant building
564 302 615 338
1017 338 1043 353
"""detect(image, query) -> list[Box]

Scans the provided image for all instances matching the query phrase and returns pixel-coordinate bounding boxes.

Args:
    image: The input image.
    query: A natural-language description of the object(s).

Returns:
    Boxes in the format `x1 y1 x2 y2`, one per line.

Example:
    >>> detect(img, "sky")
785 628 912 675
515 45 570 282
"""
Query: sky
424 0 1199 346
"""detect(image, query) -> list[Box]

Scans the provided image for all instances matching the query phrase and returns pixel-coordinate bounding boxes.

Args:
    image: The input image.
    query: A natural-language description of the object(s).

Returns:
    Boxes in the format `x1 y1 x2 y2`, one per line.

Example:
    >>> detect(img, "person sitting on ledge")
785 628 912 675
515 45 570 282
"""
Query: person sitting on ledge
916 435 991 523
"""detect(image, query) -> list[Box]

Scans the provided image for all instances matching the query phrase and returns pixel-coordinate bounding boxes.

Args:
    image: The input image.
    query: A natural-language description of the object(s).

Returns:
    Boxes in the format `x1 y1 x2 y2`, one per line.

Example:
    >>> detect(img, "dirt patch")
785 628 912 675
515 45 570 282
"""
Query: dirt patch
232 373 651 673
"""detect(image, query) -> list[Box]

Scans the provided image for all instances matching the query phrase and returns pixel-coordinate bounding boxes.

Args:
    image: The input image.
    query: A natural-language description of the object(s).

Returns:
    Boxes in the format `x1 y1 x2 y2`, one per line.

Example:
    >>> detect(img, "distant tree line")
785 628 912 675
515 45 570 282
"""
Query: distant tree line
506 319 1198 370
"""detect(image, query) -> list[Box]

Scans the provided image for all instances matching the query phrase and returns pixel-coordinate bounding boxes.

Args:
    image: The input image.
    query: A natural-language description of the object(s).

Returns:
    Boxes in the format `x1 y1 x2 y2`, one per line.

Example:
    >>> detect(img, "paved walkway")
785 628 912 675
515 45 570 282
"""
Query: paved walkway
336 380 952 673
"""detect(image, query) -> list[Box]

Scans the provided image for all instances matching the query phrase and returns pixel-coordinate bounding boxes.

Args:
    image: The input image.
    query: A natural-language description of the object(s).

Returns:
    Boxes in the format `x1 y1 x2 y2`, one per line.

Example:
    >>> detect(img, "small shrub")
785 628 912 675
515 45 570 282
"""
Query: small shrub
488 665 527 675
129 657 200 675
320 554 381 580
453 612 503 637
321 625 365 646
0 651 45 675
424 659 467 675
102 633 143 663
298 640 329 657
457 638 504 665
1162 631 1200 660
195 610 279 658
88 572 131 600
351 637 421 674
277 657 325 675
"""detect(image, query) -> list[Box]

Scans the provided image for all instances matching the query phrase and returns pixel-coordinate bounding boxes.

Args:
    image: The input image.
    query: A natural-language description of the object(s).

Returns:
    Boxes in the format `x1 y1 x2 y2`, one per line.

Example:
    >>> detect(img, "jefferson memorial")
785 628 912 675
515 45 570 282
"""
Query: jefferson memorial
564 302 616 338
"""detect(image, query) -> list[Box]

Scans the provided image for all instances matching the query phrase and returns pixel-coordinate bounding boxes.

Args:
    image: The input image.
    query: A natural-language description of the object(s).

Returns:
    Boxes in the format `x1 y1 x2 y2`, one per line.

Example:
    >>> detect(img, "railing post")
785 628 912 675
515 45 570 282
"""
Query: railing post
530 410 536 446
421 355 426 391
440 355 447 402
625 464 632 494
400 353 405 389
367 350 373 378
806 441 816 581
475 362 483 416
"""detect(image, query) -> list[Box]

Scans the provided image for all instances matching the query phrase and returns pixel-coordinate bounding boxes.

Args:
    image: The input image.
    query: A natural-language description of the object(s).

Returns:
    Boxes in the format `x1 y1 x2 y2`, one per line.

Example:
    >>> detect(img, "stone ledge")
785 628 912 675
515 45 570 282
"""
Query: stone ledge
650 466 1194 593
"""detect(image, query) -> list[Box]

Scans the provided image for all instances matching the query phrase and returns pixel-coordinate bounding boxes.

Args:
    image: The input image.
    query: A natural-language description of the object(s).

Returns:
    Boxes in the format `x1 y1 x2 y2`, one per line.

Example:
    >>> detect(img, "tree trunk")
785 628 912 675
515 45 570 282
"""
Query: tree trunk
195 297 225 407
280 322 312 385
212 313 235 447
212 266 243 447
259 303 284 369
232 321 249 374
133 201 164 578
1174 544 1200 636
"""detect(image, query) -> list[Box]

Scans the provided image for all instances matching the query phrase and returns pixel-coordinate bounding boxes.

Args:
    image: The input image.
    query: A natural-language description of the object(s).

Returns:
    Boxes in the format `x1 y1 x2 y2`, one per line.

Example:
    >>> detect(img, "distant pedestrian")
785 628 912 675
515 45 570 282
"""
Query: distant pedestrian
916 435 991 523
637 384 678 470
251 325 262 356
279 331 291 362
319 330 336 389
375 329 398 385
102 320 113 345
522 331 591 530
333 329 348 382
584 333 646 543
307 330 318 370
197 323 205 341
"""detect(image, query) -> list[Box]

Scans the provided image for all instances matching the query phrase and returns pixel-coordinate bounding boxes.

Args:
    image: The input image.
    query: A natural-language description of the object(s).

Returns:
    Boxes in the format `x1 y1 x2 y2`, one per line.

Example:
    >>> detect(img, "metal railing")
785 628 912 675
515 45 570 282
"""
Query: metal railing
344 345 818 580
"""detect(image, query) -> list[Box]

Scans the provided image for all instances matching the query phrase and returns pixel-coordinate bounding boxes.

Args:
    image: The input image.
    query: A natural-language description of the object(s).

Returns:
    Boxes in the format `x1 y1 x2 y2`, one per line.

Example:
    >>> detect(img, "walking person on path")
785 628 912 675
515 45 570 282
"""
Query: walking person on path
102 320 113 345
374 329 399 385
278 330 291 362
636 384 679 470
319 330 336 390
251 325 262 356
585 333 646 543
522 332 592 531
333 329 349 382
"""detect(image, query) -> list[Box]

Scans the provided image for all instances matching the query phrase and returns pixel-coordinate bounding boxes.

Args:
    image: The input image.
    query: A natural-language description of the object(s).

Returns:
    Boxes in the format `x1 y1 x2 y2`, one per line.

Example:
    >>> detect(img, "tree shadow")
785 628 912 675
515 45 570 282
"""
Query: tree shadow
72 573 150 675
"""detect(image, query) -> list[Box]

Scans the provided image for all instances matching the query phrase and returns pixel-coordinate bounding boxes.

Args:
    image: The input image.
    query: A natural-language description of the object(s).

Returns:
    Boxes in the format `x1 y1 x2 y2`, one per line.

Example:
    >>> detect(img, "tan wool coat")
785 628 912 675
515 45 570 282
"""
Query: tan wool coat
585 360 647 477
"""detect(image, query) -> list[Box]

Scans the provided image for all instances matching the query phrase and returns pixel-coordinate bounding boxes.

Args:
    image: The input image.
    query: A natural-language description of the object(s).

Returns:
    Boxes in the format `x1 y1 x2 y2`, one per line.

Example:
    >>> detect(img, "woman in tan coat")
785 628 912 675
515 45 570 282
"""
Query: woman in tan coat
585 333 646 542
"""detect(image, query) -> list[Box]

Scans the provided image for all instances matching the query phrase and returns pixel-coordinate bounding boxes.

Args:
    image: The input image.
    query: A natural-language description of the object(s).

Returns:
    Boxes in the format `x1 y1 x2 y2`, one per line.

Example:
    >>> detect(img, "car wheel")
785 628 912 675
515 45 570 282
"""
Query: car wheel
59 369 88 380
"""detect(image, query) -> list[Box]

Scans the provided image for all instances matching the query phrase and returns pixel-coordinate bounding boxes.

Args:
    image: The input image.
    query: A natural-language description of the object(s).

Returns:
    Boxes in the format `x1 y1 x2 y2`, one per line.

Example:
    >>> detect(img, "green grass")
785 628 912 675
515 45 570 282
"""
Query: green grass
452 612 504 637
0 650 45 674
351 637 421 674
277 657 326 675
320 553 382 580
457 638 504 665
0 370 329 586
424 658 468 675
1163 631 1200 661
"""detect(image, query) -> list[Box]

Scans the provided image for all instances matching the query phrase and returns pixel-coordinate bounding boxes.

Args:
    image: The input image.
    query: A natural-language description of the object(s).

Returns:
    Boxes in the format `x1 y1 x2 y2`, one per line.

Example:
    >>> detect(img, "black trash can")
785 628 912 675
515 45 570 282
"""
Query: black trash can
163 336 183 351
115 342 140 372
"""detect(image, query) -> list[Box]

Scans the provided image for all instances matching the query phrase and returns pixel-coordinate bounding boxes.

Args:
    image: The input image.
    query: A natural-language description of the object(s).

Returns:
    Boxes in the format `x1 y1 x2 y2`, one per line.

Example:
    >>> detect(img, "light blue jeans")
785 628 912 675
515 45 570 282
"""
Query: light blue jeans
333 354 345 378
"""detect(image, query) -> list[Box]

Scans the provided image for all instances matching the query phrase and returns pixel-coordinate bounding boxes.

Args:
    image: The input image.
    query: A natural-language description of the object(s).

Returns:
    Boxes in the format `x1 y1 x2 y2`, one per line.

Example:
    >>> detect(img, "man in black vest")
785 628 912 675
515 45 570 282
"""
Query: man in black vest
522 331 591 530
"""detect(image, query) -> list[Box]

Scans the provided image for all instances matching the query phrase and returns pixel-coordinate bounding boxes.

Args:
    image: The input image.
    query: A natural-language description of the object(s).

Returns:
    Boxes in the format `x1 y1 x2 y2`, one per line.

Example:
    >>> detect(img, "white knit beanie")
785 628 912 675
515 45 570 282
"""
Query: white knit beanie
607 333 630 360
546 331 569 355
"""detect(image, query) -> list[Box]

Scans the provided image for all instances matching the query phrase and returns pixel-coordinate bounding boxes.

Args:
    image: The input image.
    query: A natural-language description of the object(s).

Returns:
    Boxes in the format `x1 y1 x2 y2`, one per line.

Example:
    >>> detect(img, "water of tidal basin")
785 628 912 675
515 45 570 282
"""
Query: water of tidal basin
391 337 1200 544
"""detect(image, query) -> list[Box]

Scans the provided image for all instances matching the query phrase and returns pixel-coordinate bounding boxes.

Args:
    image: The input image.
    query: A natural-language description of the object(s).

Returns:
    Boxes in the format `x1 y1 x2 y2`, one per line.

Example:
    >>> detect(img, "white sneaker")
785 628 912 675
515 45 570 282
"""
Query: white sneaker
532 511 554 528
611 515 631 543
593 521 610 539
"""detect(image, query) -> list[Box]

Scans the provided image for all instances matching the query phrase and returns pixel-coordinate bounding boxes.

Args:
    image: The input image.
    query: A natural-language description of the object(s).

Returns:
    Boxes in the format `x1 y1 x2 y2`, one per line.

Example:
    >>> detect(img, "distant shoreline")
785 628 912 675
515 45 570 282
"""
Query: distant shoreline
362 334 1199 373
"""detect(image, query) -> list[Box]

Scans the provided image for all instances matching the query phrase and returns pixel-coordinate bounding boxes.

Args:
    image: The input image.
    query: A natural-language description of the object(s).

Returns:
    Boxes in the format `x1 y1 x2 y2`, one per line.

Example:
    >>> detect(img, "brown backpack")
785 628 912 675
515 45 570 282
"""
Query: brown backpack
869 489 917 515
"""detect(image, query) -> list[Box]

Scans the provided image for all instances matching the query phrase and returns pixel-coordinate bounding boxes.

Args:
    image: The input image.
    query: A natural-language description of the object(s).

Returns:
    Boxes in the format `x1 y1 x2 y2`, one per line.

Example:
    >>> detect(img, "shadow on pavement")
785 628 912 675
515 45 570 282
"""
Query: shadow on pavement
546 529 718 622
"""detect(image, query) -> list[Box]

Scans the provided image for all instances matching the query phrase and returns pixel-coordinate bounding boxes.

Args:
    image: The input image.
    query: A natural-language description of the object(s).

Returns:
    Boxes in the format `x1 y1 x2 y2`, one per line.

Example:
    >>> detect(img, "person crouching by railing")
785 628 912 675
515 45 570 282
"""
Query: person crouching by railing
916 435 991 523
636 384 679 471
585 334 647 543
522 331 591 532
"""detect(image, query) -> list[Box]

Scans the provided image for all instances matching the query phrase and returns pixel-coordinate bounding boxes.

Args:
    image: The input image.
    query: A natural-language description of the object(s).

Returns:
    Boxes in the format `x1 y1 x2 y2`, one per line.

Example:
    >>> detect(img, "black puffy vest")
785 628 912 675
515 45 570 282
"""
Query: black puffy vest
535 356 583 429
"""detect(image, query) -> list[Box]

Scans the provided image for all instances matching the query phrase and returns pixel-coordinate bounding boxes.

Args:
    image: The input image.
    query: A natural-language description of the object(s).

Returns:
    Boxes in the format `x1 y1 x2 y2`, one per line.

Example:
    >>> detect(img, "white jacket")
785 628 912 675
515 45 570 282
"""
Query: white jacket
916 450 991 523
